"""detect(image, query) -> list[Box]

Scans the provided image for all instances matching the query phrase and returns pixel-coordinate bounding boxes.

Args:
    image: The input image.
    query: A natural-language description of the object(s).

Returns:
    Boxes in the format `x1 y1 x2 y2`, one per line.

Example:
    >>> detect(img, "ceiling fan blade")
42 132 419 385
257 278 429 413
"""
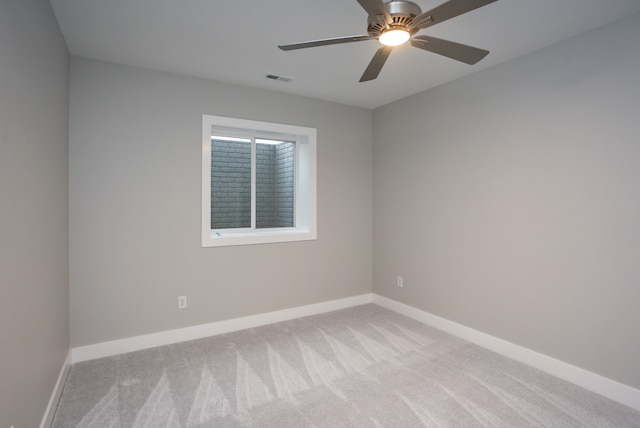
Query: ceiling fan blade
359 46 393 82
410 0 498 30
279 35 373 51
411 35 489 64
355 0 393 25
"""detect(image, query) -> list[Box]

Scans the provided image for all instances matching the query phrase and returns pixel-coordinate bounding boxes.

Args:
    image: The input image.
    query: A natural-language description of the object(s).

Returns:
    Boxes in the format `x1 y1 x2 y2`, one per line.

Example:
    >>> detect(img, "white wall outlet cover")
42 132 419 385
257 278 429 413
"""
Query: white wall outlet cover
178 296 187 309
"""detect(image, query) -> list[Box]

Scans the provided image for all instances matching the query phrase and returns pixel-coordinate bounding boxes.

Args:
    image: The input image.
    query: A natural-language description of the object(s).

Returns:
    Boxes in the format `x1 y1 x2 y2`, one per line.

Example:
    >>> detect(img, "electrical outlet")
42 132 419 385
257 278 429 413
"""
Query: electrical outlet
178 295 187 309
397 276 404 288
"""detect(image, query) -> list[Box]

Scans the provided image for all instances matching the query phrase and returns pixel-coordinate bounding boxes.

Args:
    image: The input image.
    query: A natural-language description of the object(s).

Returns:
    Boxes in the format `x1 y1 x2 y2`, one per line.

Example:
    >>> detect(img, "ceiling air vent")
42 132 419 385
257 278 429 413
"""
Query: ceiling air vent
265 74 293 83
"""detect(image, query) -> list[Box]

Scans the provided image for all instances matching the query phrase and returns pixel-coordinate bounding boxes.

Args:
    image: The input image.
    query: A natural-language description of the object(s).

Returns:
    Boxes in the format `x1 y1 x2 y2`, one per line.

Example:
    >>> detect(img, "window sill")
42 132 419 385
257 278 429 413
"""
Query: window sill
201 228 316 247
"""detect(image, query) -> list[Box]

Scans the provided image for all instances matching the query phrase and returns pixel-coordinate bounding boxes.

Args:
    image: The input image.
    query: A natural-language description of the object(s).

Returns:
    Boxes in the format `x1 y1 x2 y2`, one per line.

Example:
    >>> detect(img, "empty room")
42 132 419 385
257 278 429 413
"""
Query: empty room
1 0 640 426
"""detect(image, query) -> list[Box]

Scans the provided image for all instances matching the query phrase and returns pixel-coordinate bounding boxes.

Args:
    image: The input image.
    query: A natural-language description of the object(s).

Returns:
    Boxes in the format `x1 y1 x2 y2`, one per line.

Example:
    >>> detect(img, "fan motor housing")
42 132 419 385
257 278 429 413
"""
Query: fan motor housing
367 1 422 38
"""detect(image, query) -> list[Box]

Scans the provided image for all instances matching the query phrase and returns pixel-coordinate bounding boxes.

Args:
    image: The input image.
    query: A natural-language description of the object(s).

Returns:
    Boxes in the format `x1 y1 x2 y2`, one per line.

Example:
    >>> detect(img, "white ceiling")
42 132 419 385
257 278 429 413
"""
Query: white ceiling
50 0 640 109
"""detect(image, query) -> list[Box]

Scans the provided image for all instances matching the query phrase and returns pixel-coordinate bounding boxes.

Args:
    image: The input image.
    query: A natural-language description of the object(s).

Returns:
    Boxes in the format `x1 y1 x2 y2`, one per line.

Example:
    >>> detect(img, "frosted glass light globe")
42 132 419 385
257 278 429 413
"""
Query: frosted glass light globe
379 29 410 46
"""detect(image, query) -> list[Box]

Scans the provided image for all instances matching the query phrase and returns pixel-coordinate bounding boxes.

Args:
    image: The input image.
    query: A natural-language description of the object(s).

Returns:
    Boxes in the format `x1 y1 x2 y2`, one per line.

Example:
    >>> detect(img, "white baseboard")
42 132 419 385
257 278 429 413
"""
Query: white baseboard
68 292 639 412
372 294 640 412
71 293 373 363
40 349 71 428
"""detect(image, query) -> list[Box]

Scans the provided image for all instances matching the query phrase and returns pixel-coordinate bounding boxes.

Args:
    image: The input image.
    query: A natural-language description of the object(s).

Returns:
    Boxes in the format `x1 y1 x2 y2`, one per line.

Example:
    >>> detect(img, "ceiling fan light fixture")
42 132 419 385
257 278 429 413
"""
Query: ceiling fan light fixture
379 29 410 46
278 0 499 82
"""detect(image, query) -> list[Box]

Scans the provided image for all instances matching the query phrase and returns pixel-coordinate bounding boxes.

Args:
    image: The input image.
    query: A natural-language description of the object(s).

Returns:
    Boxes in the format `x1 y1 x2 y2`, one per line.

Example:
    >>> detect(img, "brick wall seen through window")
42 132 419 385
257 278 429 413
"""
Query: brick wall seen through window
211 138 295 230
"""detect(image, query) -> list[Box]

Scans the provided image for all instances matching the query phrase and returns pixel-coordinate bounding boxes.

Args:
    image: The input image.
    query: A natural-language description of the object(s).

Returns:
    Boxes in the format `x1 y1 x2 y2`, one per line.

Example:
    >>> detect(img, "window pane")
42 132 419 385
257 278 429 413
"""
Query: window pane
211 138 251 229
256 140 295 228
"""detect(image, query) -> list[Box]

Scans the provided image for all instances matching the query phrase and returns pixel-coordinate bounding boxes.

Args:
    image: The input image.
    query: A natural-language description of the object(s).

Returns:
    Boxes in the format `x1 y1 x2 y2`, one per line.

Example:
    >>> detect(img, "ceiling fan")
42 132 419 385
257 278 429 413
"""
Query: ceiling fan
278 0 498 82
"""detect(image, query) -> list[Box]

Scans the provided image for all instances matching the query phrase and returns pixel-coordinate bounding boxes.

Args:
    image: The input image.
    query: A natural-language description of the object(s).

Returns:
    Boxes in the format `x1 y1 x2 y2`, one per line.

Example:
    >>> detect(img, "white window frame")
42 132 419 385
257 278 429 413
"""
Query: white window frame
202 115 317 247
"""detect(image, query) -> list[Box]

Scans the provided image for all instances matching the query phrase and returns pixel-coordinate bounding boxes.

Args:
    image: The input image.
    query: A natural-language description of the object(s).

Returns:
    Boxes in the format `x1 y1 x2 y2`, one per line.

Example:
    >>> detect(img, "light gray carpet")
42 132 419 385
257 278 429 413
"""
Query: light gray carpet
52 304 640 427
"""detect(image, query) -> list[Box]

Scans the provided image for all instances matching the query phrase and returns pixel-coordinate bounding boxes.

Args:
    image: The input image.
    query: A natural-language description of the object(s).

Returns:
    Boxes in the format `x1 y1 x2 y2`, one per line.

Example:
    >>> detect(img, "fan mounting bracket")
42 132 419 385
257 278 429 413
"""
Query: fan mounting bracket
366 1 422 38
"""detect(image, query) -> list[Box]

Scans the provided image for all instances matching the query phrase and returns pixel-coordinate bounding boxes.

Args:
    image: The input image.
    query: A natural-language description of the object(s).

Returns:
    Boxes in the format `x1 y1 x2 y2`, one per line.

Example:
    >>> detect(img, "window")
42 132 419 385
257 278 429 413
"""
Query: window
202 115 316 247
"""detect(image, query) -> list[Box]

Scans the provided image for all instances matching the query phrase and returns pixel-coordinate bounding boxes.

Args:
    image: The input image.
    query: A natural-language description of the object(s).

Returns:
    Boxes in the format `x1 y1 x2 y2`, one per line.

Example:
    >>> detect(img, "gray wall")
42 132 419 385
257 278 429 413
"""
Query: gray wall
373 13 640 389
0 0 70 426
69 58 373 346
